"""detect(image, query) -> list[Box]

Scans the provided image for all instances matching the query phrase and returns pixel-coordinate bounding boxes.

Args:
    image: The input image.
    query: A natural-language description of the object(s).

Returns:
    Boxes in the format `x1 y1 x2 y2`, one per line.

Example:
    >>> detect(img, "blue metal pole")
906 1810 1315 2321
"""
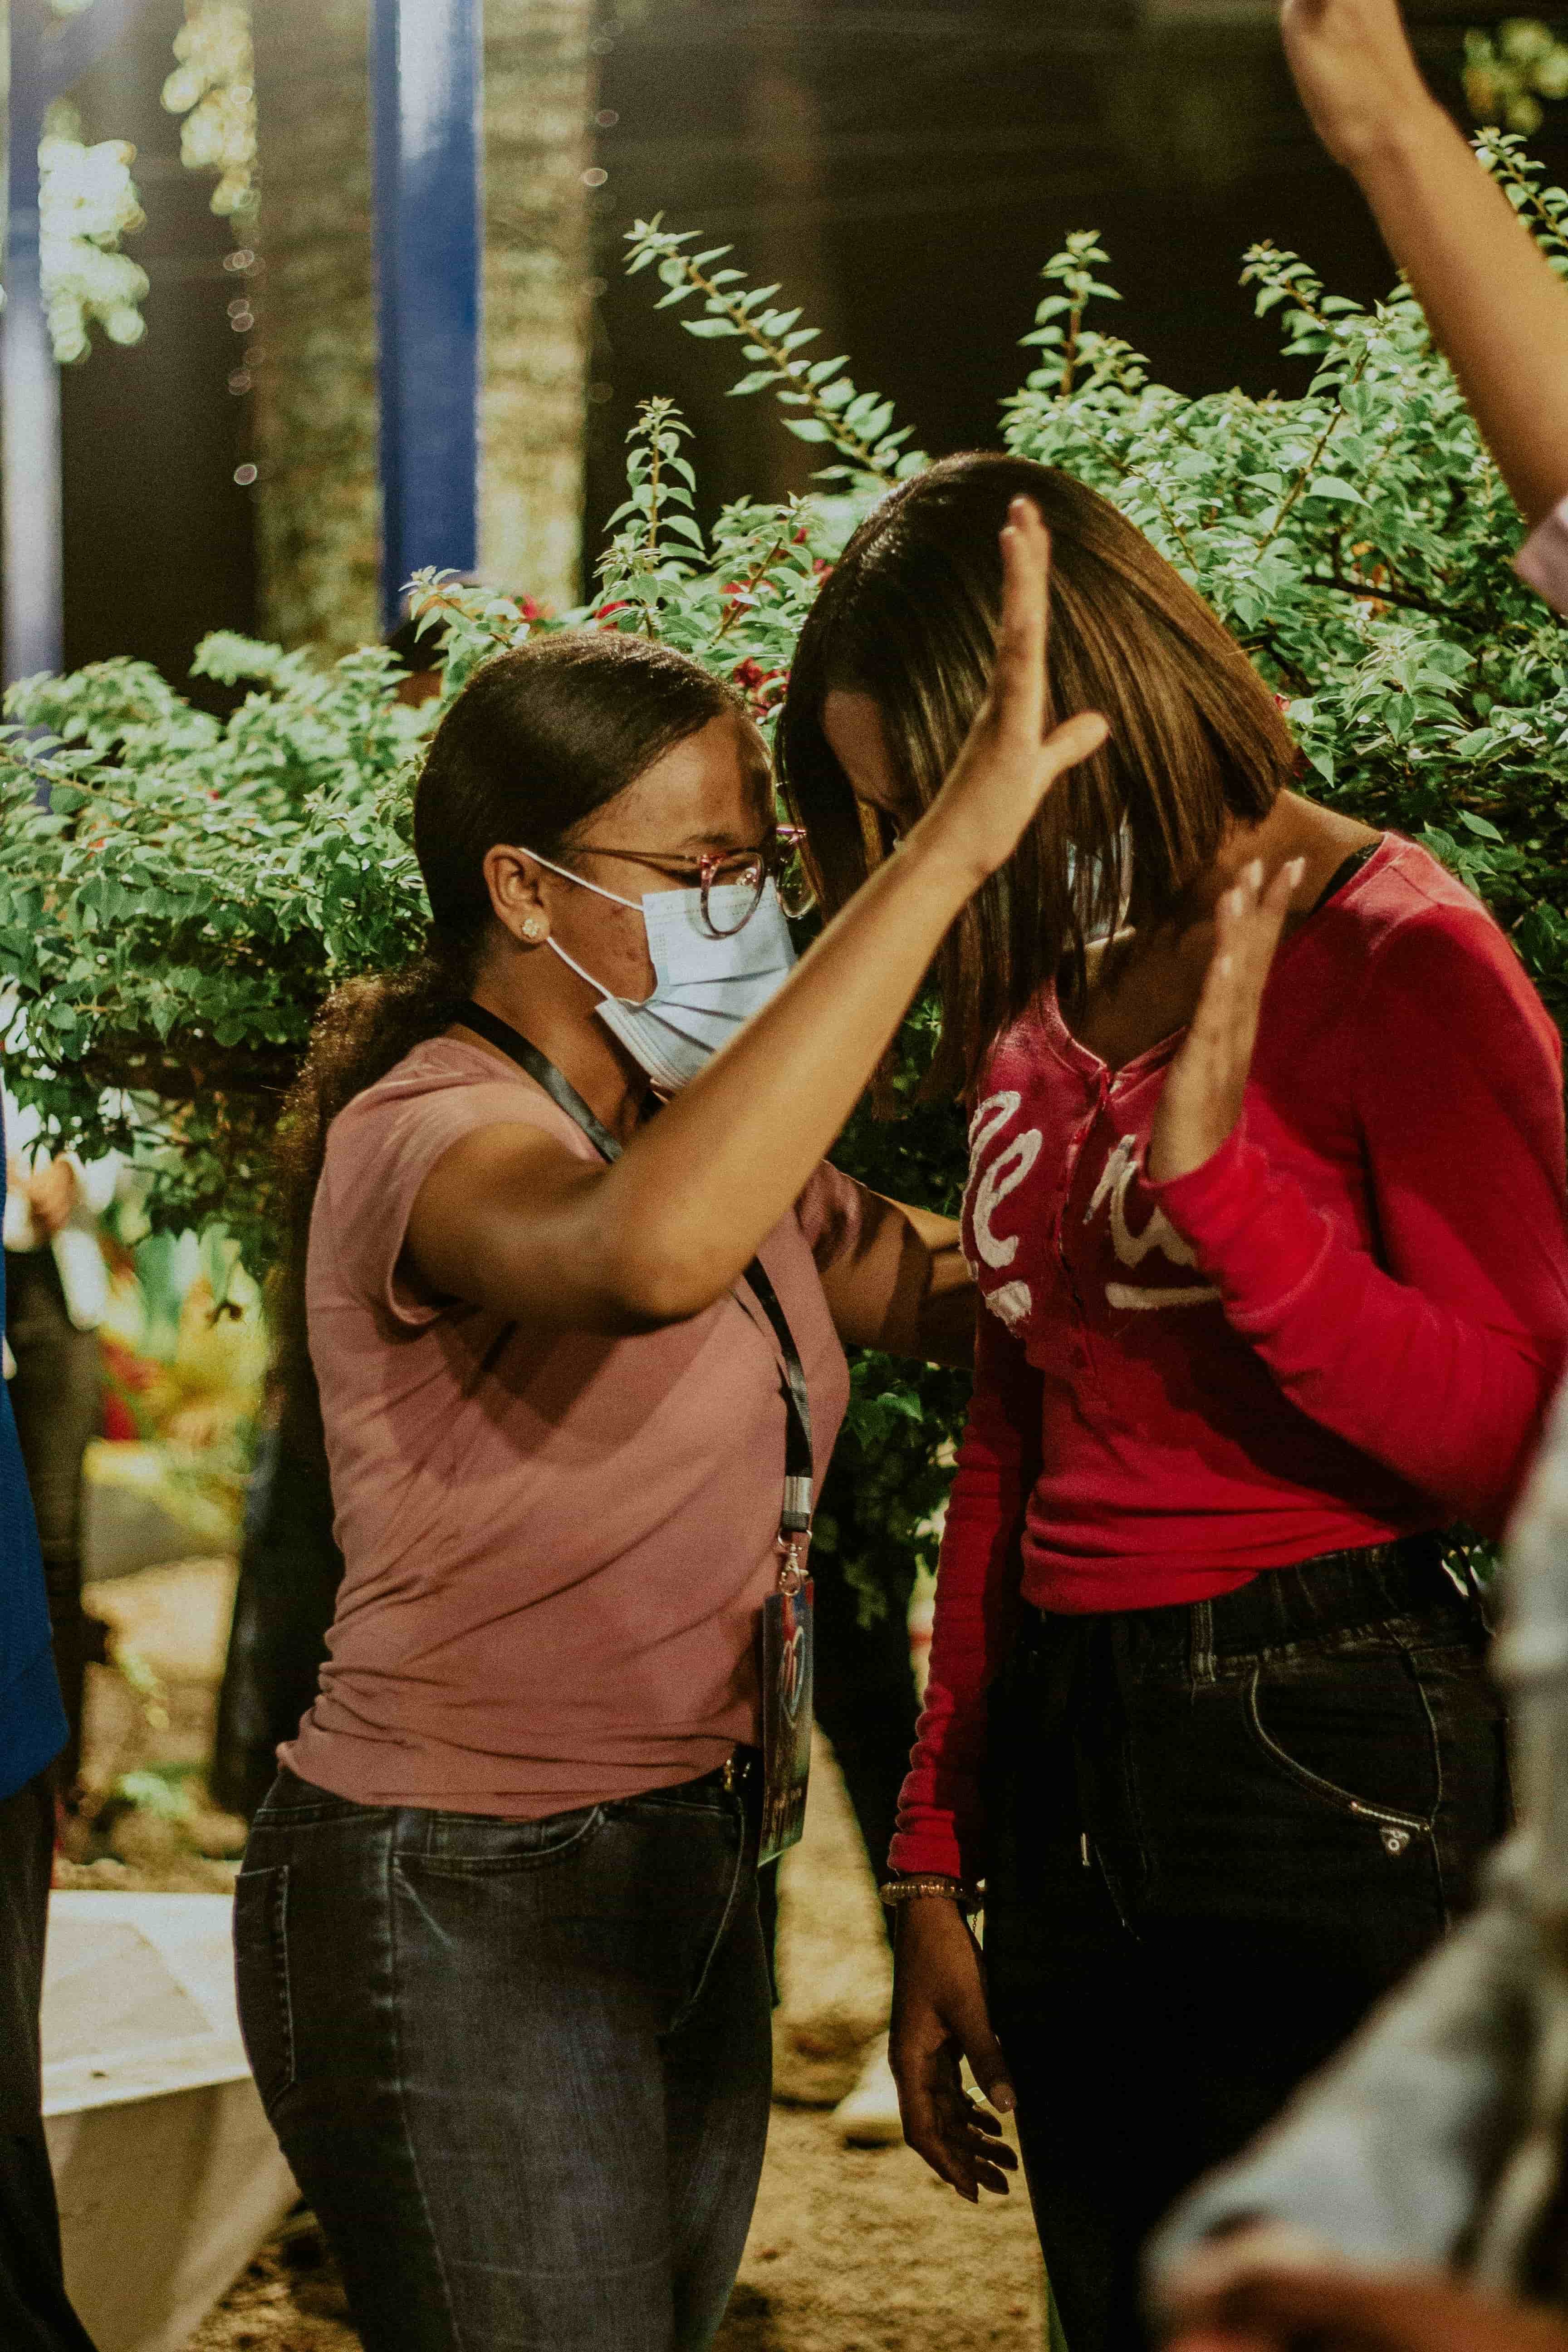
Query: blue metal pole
5 0 62 683
369 0 483 632
3 0 157 685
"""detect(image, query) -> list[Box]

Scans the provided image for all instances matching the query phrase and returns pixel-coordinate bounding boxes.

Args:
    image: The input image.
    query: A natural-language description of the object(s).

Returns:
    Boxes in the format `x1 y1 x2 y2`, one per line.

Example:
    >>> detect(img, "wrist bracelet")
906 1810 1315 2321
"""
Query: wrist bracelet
877 1875 982 1915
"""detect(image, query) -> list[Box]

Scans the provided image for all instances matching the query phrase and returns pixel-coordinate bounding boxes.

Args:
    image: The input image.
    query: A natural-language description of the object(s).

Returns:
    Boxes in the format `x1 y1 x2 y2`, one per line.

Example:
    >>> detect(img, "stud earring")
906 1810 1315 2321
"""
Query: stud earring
522 918 544 941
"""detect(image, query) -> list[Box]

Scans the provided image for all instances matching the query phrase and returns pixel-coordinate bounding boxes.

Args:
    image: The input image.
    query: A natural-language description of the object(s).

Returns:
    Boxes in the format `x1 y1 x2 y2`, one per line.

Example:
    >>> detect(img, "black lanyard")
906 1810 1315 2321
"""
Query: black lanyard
458 1002 815 1546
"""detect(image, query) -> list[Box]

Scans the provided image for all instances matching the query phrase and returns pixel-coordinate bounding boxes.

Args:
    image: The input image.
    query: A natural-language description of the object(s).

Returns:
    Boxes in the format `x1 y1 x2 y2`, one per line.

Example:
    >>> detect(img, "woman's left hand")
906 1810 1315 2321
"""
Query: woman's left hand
1147 858 1304 1186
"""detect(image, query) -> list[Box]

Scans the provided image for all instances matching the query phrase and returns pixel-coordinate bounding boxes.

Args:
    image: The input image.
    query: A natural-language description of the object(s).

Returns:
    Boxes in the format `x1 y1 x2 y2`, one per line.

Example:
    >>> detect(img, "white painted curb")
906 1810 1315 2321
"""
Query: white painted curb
42 1891 299 2352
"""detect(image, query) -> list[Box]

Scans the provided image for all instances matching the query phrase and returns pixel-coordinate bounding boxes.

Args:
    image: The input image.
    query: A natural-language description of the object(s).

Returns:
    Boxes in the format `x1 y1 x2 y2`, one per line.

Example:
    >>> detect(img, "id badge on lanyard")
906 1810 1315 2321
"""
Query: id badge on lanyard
742 1259 817 1865
456 1002 817 1864
760 1573 814 1864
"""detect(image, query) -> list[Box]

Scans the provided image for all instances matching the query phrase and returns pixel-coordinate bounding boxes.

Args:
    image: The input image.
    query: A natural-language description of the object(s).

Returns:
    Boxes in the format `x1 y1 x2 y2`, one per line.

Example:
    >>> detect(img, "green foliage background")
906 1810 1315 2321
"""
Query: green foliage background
5 133 1568 1612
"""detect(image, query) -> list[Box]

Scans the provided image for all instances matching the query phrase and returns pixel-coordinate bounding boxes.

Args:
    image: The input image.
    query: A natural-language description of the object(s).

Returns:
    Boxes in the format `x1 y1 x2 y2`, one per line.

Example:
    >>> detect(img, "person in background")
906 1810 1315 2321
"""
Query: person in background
0 1111 96 2351
1150 2 1568 2344
3 1085 119 1806
385 599 461 709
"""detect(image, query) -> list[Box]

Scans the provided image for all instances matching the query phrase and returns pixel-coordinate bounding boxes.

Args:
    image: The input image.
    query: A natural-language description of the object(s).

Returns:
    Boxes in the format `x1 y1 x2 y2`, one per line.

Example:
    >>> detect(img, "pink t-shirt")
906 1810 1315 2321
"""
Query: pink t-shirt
284 1037 860 1816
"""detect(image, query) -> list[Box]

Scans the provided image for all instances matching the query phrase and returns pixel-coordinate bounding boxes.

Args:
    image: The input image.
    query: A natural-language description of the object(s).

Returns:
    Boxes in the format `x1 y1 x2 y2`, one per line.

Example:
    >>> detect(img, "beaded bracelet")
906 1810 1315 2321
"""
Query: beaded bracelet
877 1875 982 1915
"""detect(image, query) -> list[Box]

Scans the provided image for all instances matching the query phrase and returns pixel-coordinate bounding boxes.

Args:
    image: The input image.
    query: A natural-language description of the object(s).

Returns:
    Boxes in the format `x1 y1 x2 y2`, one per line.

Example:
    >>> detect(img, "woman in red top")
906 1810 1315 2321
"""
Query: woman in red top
780 452 1568 2352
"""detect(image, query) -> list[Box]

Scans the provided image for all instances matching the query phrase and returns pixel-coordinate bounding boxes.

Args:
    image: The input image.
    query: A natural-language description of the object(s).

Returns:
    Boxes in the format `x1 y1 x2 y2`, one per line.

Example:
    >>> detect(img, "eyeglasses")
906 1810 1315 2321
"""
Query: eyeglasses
575 825 814 937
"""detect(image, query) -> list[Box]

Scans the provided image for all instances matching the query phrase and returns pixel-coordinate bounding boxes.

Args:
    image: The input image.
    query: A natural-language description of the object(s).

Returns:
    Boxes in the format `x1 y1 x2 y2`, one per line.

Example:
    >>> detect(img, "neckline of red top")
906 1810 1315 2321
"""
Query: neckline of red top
1039 832 1401 1087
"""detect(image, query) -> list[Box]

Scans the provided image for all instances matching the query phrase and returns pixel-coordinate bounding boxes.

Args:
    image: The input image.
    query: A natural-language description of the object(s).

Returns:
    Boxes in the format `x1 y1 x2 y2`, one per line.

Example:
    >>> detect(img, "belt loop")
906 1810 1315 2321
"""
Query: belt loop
1189 1598 1216 1688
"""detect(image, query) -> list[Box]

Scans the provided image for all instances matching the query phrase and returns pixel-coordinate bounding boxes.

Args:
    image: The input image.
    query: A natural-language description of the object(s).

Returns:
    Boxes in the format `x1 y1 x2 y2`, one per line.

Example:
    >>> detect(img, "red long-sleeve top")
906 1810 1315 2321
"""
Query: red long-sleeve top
891 835 1568 1882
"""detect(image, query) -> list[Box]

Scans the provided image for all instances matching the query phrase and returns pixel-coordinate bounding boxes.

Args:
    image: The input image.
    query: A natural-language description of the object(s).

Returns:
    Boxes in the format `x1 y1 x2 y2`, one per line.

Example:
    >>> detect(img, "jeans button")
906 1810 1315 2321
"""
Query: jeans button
1381 1826 1411 1857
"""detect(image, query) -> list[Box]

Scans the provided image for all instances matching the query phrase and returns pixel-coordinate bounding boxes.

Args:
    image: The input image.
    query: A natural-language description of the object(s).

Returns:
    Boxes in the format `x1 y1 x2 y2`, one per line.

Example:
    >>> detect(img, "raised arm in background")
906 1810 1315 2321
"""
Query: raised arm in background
1281 0 1568 527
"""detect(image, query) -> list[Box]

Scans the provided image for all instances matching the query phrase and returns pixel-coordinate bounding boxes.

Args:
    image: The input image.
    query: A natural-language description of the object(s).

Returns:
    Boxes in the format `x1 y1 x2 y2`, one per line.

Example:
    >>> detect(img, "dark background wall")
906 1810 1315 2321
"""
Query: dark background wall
34 0 1568 679
584 1 1568 551
56 0 257 688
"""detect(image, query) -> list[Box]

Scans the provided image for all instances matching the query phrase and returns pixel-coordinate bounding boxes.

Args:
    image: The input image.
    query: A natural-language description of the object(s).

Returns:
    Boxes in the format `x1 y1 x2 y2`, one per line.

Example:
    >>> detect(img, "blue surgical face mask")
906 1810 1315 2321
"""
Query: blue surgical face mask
524 850 798 1094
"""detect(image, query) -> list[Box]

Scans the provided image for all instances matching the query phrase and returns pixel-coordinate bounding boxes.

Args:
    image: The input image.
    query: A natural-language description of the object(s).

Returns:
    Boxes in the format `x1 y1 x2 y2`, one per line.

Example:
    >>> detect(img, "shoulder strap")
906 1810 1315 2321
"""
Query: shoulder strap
458 999 625 1163
735 1255 815 1538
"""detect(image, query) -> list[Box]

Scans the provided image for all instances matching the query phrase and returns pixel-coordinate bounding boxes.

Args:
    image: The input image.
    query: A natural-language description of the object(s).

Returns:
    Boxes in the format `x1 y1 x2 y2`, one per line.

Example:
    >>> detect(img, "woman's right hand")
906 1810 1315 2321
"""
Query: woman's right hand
913 498 1108 892
889 1897 1020 2203
1279 0 1436 169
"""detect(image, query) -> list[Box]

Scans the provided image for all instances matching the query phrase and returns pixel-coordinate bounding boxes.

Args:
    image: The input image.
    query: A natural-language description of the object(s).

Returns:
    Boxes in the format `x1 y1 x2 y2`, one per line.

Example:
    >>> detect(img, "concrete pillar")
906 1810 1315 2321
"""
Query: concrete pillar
252 0 596 658
250 0 379 655
480 0 597 611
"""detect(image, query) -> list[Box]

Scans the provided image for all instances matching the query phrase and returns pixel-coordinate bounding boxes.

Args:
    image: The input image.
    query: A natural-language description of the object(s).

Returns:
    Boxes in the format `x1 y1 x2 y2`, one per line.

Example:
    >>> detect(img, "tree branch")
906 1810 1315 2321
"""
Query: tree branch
1303 571 1463 623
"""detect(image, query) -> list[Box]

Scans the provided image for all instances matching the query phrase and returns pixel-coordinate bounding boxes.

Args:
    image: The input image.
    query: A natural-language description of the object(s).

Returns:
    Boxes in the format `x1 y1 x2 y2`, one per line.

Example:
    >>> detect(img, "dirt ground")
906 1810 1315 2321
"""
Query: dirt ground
73 1559 1048 2351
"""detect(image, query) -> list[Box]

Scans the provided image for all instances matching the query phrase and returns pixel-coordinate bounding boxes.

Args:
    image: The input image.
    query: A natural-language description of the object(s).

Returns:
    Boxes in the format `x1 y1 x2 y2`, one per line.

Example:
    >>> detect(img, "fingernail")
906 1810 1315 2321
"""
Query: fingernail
1248 858 1264 887
994 2084 1017 2113
1290 857 1308 882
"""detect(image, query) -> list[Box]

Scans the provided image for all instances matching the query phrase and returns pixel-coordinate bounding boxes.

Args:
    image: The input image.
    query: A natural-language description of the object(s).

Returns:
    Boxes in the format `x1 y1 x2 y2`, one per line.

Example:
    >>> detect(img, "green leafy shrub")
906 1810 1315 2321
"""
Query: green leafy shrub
1465 19 1568 135
5 141 1568 1609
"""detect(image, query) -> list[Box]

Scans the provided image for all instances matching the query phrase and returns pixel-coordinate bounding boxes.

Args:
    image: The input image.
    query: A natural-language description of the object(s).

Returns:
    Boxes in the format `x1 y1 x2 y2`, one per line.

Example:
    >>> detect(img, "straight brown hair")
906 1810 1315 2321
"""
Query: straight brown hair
778 453 1299 1098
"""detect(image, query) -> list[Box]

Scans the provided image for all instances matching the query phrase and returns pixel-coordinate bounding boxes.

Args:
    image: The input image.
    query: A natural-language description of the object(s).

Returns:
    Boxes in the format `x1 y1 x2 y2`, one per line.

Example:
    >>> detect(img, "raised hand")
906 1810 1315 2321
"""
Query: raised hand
1147 858 1303 1186
1280 0 1436 167
918 498 1108 889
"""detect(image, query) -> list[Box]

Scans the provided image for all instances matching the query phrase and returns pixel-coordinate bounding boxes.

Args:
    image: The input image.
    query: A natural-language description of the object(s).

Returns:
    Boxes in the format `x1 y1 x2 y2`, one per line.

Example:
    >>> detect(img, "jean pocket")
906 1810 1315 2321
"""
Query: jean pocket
1244 1653 1436 1853
234 1865 295 2114
399 1802 608 1877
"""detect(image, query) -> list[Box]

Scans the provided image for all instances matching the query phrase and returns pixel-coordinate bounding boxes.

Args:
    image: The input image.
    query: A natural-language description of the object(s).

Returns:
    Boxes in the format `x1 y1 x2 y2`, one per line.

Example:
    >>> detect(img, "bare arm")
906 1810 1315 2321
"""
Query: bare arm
1282 0 1568 525
409 506 1107 1335
818 1191 975 1367
1164 2253 1568 2352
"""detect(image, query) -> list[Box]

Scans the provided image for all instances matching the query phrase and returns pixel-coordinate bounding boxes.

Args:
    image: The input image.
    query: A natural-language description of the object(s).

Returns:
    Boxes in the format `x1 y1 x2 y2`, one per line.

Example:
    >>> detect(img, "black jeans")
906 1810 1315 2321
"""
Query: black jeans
0 1774 95 2352
235 1759 772 2352
983 1541 1510 2352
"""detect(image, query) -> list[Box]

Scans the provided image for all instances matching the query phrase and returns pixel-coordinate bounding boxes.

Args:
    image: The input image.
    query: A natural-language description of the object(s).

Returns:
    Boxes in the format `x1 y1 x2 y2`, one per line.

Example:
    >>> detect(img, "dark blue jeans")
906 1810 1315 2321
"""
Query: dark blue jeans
234 1759 771 2352
982 1540 1511 2352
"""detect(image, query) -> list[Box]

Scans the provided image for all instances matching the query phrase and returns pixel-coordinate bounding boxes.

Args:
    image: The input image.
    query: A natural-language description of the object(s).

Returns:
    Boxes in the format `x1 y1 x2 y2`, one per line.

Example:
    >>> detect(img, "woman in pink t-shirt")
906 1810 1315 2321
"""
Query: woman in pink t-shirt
778 443 1568 2351
231 565 1167 2352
